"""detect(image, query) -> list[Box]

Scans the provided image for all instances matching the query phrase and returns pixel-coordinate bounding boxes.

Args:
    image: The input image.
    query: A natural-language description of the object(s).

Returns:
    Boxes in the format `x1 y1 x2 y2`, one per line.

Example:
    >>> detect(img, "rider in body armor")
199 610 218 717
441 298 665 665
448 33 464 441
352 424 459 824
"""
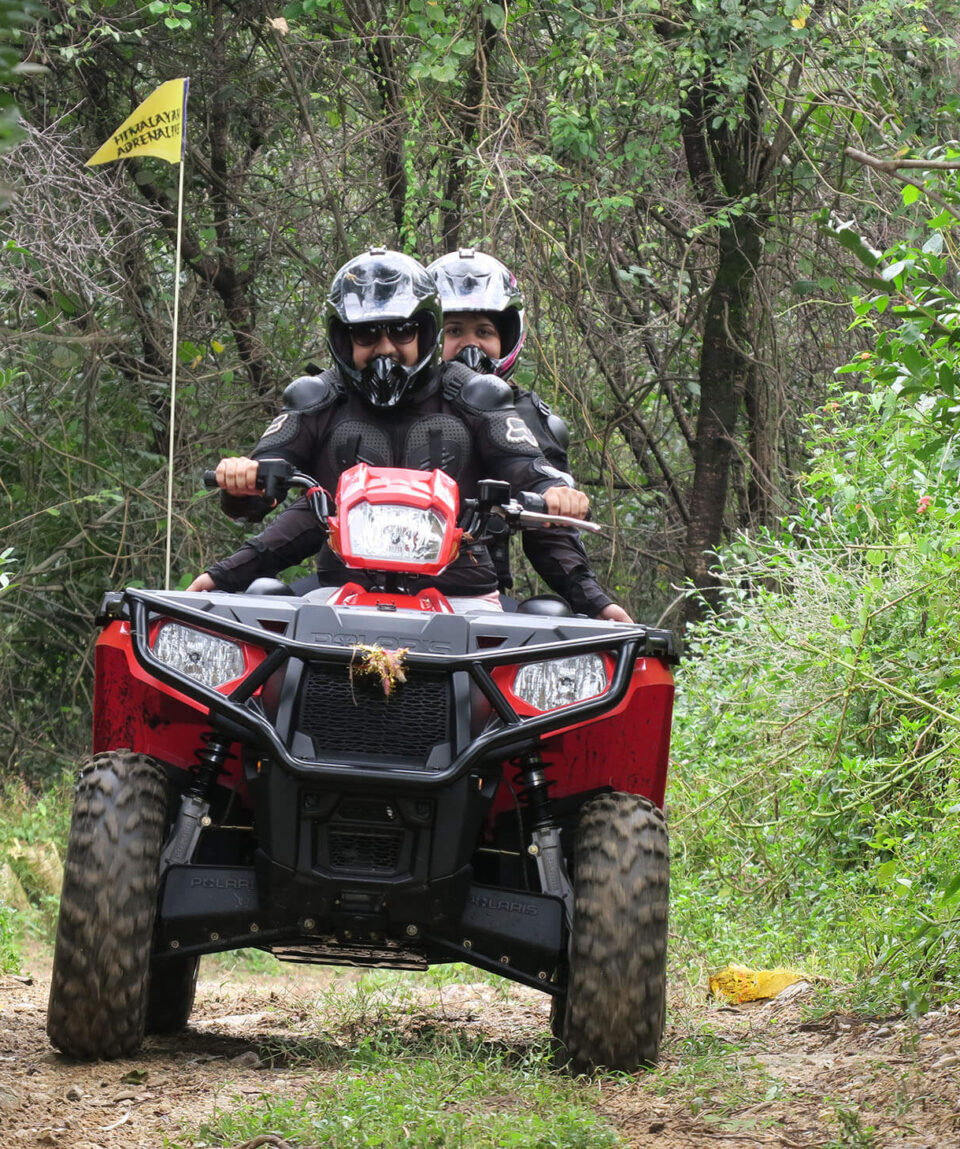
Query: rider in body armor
427 249 631 623
187 249 596 612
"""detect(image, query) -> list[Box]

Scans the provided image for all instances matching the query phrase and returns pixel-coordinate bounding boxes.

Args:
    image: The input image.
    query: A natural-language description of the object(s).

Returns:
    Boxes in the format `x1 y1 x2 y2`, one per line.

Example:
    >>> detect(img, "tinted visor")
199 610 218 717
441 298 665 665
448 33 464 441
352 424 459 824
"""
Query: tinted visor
349 319 422 347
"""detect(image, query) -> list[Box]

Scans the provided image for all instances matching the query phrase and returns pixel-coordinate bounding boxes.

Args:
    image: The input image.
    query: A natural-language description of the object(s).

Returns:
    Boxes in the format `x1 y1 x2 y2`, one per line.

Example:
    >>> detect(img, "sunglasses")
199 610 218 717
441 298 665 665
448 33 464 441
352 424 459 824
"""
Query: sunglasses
349 320 421 347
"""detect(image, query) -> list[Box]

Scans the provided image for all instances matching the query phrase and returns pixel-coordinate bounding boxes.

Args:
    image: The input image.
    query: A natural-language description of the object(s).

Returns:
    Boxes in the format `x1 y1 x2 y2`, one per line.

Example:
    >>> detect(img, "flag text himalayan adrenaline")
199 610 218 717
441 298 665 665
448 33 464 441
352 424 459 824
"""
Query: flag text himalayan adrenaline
112 108 181 156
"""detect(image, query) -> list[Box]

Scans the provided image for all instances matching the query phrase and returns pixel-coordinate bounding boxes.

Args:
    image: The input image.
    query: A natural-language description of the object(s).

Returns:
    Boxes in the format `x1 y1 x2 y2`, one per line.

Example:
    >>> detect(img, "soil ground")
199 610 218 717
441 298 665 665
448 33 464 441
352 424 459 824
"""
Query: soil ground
2 949 959 1149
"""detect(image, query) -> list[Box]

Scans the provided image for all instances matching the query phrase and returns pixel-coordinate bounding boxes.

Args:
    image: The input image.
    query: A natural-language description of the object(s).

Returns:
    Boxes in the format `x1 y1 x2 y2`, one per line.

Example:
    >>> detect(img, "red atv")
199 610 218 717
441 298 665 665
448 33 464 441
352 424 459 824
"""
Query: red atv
46 462 676 1072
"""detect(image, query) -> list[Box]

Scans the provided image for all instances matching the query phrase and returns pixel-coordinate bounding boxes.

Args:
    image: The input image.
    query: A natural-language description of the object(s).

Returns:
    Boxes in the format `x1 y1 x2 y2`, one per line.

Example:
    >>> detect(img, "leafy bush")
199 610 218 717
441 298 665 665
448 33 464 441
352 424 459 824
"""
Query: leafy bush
670 510 960 1010
0 773 72 958
0 905 20 974
669 208 960 1010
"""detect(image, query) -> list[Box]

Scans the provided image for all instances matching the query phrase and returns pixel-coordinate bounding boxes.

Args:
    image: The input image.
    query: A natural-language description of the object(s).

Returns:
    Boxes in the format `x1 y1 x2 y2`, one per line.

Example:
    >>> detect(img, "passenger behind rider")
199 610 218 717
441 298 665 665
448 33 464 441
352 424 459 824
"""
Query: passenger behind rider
427 248 631 623
186 247 592 609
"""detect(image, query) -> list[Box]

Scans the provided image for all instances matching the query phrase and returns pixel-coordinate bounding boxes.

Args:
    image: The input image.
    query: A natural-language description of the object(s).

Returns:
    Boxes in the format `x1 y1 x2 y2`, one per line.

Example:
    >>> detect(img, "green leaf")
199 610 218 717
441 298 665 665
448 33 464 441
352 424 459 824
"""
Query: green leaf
483 3 505 30
881 259 911 282
830 221 881 269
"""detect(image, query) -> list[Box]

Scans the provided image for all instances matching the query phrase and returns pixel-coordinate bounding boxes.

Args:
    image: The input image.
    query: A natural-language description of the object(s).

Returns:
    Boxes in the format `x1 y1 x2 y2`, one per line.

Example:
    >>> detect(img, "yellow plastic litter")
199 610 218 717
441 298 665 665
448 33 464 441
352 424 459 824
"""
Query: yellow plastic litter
709 964 804 1004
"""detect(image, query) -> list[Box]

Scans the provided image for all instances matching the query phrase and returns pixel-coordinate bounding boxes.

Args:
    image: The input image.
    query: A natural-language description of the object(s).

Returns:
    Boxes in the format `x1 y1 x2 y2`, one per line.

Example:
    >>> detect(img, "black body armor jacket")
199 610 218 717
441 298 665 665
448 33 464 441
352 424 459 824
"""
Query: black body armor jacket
207 363 612 616
487 387 612 616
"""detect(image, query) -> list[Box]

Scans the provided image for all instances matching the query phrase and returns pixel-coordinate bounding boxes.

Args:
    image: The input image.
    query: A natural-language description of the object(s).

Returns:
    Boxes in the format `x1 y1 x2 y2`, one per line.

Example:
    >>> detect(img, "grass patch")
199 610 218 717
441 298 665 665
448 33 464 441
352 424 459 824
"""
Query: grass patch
164 969 620 1147
645 1013 788 1130
231 966 534 1070
170 1030 619 1148
209 947 287 977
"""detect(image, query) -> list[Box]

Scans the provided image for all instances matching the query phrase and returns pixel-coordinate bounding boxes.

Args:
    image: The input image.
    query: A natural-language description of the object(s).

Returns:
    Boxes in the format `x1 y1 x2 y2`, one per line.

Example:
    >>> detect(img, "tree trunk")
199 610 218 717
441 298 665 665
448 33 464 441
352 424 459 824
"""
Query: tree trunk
682 215 762 623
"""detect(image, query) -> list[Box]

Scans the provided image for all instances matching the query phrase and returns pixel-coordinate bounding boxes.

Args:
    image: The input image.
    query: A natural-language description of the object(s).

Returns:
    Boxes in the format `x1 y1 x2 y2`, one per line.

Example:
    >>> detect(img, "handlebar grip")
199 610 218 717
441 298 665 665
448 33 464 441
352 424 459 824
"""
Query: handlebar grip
203 469 220 489
520 490 592 522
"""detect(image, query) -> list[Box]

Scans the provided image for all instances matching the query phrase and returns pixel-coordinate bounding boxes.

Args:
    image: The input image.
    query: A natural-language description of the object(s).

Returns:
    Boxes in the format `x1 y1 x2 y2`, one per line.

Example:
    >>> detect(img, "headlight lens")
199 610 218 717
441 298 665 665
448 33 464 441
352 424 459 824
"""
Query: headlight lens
347 502 446 565
513 654 608 711
153 623 245 687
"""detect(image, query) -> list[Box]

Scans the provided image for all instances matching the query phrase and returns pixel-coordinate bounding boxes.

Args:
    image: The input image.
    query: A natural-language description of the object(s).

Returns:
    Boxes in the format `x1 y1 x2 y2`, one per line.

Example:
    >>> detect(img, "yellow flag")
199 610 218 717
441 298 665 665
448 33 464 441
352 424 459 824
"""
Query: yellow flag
86 78 189 167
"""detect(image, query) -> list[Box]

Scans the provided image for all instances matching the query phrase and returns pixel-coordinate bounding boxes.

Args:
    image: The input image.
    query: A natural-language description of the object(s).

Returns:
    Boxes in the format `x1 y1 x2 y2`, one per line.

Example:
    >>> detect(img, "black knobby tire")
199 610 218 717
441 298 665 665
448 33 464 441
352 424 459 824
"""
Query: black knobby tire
552 791 669 1074
146 953 200 1034
47 750 168 1059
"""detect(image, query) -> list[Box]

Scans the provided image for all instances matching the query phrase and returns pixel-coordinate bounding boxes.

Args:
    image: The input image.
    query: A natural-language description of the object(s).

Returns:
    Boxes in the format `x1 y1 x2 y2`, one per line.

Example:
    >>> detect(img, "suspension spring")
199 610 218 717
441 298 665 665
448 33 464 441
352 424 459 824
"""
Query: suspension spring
511 750 556 830
189 730 234 800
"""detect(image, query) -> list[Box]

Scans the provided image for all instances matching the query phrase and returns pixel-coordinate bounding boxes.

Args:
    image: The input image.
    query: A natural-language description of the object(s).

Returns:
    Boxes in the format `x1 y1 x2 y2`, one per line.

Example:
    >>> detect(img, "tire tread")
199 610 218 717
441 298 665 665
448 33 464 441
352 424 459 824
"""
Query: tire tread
556 791 669 1073
46 750 167 1059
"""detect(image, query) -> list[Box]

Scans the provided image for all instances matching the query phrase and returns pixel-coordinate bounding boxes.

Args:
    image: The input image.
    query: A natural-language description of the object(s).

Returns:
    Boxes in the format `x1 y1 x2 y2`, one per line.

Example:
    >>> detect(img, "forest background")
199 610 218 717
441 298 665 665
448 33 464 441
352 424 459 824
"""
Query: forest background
2 0 960 1015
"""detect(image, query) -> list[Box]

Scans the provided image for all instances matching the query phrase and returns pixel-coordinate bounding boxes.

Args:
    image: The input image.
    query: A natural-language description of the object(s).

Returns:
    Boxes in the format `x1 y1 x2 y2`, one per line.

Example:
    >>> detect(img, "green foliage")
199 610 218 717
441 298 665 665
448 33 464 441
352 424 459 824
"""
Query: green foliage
0 774 72 853
824 1107 880 1149
0 905 19 974
0 0 43 156
0 774 72 969
147 0 193 31
671 204 960 1011
672 502 960 1008
837 224 960 477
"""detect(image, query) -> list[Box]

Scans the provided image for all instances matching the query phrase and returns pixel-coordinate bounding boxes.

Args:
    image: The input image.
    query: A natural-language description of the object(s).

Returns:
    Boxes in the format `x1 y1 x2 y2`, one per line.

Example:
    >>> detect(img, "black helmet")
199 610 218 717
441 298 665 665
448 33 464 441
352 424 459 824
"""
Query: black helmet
427 249 525 379
326 247 443 408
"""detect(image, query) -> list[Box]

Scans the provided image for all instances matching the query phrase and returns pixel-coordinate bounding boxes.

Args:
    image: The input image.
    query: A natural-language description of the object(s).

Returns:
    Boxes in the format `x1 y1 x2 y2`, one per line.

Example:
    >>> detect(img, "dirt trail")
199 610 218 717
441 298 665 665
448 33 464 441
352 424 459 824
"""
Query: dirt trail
2 951 959 1148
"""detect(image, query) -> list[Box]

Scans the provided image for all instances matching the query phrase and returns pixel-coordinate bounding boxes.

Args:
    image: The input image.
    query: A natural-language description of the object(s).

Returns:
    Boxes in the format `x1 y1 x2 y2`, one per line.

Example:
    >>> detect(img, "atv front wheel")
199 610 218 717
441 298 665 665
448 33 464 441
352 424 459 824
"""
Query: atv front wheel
552 791 669 1073
47 750 167 1059
146 953 200 1034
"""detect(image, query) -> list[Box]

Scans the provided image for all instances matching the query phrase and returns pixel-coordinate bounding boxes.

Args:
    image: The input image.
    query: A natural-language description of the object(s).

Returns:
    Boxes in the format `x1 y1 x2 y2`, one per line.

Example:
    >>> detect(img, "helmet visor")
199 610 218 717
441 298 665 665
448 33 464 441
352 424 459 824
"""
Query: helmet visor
436 265 516 313
338 264 426 324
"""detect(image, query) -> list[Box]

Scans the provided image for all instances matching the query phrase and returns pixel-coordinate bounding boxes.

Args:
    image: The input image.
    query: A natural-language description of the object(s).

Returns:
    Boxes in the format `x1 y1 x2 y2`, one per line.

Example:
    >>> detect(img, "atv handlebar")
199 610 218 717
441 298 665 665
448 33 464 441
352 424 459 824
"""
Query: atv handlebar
467 481 600 536
205 459 334 518
204 461 598 536
504 495 601 534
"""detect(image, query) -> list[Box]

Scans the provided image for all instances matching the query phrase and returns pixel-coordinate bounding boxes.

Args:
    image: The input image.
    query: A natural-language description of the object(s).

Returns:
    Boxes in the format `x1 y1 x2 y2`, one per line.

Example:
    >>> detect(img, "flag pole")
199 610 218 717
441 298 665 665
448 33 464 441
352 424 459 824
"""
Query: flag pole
164 97 188 591
85 77 190 591
163 155 185 590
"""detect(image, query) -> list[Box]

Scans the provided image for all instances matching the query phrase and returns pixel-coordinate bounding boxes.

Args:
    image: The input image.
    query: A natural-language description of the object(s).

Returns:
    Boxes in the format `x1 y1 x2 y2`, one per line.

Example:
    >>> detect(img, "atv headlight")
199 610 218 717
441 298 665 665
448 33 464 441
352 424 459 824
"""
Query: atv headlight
152 623 245 687
347 502 446 565
513 654 608 711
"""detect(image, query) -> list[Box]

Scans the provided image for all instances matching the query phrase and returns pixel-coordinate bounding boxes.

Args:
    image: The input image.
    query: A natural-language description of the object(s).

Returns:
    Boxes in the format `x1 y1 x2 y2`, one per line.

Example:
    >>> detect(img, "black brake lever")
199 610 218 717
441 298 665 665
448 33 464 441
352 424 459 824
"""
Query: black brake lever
255 458 297 504
202 458 296 503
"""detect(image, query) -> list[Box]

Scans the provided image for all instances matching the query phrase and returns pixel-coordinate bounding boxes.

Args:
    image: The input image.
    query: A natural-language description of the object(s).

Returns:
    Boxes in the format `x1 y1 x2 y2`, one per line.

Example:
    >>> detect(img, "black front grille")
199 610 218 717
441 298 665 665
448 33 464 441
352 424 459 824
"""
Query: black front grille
328 829 404 873
297 664 450 763
337 798 397 823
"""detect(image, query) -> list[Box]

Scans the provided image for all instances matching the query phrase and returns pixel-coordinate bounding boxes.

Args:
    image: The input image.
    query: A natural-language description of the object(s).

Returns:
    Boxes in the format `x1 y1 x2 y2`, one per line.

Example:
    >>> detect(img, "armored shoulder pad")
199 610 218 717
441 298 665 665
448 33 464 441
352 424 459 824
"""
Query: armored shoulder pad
547 411 571 451
457 372 514 412
439 359 474 400
281 370 342 413
529 390 552 418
